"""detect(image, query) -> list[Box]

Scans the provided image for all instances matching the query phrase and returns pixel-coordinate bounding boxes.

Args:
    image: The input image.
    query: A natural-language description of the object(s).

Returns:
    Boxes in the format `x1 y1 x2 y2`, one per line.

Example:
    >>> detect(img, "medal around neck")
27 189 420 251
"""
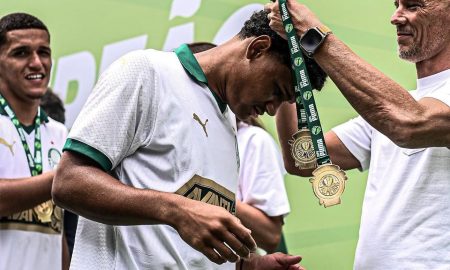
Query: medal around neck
278 0 348 207
288 129 317 169
310 164 347 207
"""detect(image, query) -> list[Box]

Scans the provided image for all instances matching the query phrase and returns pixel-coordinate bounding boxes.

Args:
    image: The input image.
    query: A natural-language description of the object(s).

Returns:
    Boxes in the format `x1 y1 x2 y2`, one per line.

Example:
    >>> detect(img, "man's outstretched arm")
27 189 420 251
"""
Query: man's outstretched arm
267 0 450 149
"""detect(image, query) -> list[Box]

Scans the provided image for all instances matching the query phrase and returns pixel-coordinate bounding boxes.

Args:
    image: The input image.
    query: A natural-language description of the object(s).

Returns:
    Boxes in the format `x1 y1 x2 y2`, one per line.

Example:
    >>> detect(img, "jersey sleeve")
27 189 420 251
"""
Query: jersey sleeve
64 50 159 171
238 127 290 217
332 116 373 171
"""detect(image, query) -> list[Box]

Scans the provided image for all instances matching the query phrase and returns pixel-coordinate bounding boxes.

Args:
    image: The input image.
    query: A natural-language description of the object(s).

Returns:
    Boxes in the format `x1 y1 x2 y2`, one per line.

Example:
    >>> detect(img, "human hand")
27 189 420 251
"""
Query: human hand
264 0 323 38
173 198 257 264
243 252 305 270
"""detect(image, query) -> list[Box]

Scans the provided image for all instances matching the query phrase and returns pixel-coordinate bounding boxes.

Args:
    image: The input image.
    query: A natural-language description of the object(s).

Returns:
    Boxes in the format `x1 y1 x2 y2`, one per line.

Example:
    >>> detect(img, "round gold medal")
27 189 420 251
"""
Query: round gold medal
288 129 317 169
310 164 347 207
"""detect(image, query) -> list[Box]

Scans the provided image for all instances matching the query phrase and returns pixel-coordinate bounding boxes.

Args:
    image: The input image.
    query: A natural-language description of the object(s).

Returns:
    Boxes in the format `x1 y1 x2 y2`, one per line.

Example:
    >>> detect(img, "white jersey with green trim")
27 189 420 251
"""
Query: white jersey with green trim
0 115 67 270
66 49 239 270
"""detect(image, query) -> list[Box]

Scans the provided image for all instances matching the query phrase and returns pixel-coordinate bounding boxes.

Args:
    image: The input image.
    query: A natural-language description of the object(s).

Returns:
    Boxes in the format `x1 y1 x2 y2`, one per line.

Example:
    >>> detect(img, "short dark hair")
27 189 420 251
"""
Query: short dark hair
40 88 65 124
0 13 50 47
238 10 327 91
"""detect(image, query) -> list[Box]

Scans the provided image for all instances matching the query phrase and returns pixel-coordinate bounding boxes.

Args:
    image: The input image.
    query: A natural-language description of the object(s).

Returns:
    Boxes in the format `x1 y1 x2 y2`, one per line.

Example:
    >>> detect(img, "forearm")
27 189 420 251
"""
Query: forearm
52 152 184 226
280 0 424 138
0 171 54 216
236 200 282 253
268 0 449 148
275 103 314 176
316 37 450 147
54 152 257 264
314 35 426 143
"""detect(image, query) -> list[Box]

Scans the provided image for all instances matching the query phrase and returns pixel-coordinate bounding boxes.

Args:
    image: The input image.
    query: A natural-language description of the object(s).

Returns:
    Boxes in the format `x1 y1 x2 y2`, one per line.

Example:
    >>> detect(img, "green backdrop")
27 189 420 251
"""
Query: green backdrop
1 1 416 269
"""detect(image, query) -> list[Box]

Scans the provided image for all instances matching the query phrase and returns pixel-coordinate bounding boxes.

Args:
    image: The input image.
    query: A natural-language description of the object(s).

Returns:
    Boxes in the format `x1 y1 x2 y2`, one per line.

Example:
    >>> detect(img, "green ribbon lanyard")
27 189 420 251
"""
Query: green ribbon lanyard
279 0 331 166
0 93 43 176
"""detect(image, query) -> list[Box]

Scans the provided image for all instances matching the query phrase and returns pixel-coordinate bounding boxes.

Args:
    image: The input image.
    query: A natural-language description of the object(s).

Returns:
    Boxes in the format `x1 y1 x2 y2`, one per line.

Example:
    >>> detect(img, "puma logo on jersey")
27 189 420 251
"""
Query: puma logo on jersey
193 113 208 137
0 137 15 155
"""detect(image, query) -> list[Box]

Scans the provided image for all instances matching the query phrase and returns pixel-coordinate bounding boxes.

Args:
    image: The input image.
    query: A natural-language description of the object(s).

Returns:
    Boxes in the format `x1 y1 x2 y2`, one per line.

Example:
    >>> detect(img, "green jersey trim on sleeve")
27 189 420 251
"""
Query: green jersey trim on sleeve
63 138 112 171
174 44 227 113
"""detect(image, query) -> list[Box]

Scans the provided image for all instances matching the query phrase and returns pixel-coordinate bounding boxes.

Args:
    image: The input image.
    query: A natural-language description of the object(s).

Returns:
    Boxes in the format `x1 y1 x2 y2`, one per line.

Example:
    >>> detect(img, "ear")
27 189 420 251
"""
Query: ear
245 35 272 60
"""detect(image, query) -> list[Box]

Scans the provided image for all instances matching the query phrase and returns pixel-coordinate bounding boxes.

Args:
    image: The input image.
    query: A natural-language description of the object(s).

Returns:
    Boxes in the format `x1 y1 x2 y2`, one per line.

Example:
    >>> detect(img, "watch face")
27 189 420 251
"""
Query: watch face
302 29 323 52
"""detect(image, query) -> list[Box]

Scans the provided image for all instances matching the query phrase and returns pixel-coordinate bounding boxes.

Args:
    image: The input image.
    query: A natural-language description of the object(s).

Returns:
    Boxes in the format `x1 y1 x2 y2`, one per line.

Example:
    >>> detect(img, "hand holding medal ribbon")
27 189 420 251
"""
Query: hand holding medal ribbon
276 0 348 207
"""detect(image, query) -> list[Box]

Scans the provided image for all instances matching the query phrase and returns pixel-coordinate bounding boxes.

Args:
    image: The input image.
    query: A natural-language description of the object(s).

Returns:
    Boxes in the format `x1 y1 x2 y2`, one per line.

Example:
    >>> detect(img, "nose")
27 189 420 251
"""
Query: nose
28 52 44 70
391 7 406 26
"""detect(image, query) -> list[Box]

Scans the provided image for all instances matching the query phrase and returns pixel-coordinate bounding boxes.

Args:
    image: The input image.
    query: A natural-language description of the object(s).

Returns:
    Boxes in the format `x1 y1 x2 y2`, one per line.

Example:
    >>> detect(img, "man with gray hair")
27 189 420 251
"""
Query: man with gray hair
266 0 450 269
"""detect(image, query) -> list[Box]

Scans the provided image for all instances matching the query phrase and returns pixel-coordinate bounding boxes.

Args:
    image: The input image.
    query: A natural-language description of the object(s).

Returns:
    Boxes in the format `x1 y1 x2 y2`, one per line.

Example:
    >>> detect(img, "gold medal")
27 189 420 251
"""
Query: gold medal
51 206 63 233
310 164 347 207
33 200 54 223
288 129 317 169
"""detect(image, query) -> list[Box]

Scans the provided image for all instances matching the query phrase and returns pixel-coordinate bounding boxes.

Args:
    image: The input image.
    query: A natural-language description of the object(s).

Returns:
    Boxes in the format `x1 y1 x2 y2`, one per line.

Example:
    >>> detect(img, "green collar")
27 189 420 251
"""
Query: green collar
0 102 49 124
174 44 227 113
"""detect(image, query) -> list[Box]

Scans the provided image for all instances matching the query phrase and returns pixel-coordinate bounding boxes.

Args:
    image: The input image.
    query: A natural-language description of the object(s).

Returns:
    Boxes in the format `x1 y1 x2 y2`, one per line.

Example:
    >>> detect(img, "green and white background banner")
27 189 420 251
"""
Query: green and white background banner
1 1 416 269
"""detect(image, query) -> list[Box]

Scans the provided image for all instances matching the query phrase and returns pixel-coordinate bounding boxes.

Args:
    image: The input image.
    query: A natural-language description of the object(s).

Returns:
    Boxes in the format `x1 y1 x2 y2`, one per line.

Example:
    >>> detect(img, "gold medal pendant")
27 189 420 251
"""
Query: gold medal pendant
33 200 54 223
310 164 347 207
288 129 317 170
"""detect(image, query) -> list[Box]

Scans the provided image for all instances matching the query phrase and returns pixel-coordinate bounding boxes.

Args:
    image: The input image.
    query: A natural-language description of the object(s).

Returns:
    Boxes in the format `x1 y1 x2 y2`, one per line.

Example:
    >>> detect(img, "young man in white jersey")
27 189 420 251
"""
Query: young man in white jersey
188 41 327 254
0 13 69 270
266 0 450 269
53 11 305 270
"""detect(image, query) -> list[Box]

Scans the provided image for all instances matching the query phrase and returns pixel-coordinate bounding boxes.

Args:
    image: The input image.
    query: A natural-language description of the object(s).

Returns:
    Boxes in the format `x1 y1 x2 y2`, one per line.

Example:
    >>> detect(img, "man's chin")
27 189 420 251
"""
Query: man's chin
27 89 47 99
398 46 422 63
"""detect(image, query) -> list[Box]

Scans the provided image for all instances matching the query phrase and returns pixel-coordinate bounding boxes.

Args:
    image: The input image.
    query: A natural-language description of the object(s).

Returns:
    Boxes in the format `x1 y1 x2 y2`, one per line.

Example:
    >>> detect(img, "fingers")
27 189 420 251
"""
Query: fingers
289 264 307 270
210 240 240 263
203 247 227 265
231 220 257 254
264 1 288 40
281 254 302 265
272 252 302 269
264 2 273 12
264 2 276 13
204 224 254 263
221 229 254 259
212 216 256 261
175 201 256 264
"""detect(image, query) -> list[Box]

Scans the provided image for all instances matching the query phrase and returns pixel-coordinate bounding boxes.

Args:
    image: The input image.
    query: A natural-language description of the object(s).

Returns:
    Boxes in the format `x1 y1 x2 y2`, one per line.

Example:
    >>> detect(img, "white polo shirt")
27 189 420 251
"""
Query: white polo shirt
65 45 239 270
